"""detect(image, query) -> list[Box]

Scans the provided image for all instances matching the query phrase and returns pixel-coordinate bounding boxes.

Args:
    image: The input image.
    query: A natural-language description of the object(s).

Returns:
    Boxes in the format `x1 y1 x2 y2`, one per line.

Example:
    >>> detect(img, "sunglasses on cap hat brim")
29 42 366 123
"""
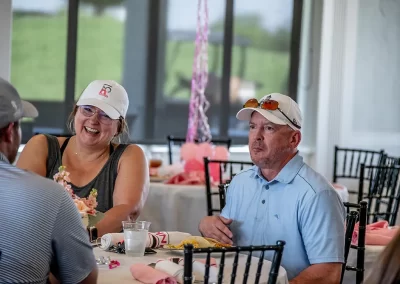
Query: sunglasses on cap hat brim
241 98 301 129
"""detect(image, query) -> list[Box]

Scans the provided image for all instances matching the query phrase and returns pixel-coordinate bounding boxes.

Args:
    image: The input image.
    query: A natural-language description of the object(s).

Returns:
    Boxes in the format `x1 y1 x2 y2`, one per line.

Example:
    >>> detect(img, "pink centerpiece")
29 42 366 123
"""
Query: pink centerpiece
53 165 98 216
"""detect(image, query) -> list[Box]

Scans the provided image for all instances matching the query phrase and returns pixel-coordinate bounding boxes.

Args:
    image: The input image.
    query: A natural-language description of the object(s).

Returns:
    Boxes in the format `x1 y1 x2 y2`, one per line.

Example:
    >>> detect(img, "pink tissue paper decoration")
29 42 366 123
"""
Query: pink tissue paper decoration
352 220 399 246
186 0 211 143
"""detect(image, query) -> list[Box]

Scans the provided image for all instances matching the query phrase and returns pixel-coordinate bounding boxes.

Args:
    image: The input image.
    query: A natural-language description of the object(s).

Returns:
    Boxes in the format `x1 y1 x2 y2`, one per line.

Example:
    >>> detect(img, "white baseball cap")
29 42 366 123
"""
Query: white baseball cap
236 93 302 130
76 80 129 119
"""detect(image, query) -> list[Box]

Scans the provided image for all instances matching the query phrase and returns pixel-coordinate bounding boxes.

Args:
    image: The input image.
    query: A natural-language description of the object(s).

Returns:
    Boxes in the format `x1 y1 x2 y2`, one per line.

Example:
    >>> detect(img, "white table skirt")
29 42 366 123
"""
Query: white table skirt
138 182 220 235
94 247 288 284
342 245 385 284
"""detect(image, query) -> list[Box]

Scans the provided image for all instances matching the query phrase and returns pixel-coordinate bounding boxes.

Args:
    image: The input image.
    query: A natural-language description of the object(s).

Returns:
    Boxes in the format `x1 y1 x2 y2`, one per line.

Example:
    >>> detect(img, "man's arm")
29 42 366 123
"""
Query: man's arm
296 189 345 283
289 263 342 284
51 189 98 284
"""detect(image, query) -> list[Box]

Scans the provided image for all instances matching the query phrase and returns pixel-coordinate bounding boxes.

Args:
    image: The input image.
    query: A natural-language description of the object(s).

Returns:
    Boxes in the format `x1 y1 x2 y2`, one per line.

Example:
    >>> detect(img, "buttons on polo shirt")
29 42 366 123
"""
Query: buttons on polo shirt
264 185 269 190
261 200 265 204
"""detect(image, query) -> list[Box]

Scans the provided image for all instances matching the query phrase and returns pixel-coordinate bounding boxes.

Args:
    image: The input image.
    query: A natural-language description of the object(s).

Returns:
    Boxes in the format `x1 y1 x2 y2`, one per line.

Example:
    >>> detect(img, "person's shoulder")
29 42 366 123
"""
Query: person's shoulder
228 165 258 189
295 163 335 194
233 165 257 179
15 166 65 194
119 144 145 158
117 144 146 167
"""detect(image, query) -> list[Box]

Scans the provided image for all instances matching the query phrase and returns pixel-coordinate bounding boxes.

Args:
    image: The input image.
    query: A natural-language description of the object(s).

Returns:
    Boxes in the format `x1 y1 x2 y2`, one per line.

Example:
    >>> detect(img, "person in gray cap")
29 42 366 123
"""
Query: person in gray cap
199 93 345 283
0 77 98 284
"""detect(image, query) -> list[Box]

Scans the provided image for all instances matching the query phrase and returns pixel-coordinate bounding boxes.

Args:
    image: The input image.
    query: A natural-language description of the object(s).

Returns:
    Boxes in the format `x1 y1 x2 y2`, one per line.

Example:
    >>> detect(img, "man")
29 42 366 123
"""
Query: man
0 77 98 284
199 93 345 283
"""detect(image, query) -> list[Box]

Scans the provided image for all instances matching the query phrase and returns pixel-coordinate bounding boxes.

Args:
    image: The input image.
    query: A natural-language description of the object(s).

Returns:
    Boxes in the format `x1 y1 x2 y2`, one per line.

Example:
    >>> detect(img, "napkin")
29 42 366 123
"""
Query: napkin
148 232 192 249
155 260 194 284
168 257 218 283
352 220 399 245
100 233 124 250
130 263 177 284
164 171 206 185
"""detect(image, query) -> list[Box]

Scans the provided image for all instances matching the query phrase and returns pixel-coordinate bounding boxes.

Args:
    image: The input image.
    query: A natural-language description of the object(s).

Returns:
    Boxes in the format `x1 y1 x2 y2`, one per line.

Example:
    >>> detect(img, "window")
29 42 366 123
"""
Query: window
229 0 295 139
152 0 299 144
11 0 68 142
11 0 301 145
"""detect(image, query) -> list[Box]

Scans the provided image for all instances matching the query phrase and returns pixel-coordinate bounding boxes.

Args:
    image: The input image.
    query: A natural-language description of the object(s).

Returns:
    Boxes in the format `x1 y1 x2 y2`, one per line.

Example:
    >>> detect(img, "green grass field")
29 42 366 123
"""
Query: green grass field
11 13 289 101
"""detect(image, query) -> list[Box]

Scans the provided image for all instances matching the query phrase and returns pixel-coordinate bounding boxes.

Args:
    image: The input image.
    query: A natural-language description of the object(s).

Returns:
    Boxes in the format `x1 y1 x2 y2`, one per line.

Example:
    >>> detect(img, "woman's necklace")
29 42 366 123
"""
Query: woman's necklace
73 139 109 162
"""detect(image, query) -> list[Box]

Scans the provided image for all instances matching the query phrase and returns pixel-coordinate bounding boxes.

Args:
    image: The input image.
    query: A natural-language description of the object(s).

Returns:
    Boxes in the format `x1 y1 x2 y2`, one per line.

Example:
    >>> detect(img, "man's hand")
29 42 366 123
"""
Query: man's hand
199 216 233 245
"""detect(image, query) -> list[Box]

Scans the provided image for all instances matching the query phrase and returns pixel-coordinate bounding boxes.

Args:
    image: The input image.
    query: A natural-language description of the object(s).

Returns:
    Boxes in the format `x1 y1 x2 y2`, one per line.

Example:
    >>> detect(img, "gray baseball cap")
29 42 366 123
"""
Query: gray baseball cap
0 77 38 129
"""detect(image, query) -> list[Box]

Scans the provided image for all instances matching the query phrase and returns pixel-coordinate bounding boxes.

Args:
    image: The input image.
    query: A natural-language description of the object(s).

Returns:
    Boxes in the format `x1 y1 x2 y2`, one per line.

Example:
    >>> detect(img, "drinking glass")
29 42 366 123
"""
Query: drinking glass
122 221 151 257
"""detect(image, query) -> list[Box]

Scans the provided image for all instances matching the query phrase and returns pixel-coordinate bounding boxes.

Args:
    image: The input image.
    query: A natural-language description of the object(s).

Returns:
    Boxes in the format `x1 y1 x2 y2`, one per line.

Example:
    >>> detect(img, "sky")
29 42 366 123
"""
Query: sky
12 0 293 32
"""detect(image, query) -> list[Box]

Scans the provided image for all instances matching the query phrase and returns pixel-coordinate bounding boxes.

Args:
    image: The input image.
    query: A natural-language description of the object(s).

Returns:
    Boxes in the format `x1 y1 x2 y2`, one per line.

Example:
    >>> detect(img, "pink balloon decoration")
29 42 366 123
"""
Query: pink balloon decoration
184 158 204 173
181 143 198 161
195 142 213 162
209 163 221 183
213 146 229 160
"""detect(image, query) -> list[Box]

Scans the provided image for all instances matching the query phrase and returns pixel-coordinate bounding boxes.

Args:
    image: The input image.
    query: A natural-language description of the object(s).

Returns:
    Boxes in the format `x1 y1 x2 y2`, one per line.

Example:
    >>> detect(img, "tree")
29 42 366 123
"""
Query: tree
80 0 125 16
210 13 291 52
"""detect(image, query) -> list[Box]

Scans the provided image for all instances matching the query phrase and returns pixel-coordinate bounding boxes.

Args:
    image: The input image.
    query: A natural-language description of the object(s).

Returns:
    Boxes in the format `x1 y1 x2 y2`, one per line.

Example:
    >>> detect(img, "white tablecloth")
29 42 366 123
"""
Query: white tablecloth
94 247 288 284
138 182 219 235
342 245 385 284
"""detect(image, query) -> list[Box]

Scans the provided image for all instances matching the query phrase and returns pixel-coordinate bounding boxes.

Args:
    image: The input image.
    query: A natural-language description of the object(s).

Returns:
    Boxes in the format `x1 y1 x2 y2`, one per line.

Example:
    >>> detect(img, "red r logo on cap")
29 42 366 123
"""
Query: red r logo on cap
99 84 112 98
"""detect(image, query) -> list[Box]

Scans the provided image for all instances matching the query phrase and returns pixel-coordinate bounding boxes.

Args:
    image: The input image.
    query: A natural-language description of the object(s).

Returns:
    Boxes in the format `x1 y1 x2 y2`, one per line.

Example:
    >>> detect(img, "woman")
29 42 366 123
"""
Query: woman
17 80 149 237
363 229 400 284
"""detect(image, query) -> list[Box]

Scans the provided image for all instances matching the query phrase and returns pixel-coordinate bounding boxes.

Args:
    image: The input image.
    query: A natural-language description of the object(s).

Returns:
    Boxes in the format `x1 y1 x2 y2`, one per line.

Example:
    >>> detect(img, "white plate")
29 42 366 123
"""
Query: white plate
150 176 167 183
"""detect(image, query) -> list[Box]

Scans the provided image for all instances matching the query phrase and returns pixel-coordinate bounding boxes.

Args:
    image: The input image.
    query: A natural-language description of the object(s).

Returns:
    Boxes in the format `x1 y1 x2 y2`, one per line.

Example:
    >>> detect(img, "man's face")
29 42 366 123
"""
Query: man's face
248 112 296 169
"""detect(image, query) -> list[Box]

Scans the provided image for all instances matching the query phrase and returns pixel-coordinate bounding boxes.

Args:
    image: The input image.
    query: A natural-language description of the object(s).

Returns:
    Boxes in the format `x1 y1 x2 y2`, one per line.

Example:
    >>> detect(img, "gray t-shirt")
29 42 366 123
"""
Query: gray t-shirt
0 152 96 284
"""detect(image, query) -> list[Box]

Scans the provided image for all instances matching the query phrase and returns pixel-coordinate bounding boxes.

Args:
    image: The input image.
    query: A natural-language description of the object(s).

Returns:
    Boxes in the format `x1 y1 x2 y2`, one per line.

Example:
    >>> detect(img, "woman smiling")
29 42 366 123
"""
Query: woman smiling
17 80 149 237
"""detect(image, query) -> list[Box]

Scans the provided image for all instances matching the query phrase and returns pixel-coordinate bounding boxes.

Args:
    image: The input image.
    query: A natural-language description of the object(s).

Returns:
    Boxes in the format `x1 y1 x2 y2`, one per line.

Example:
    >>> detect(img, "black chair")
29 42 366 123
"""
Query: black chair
358 164 400 225
341 201 367 284
381 154 400 167
333 146 385 197
218 182 230 210
183 241 286 284
166 135 232 164
204 157 253 216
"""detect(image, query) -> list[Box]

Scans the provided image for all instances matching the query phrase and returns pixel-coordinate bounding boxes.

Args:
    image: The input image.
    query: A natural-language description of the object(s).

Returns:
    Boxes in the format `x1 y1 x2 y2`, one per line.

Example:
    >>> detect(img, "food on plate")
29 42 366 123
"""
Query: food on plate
165 236 232 249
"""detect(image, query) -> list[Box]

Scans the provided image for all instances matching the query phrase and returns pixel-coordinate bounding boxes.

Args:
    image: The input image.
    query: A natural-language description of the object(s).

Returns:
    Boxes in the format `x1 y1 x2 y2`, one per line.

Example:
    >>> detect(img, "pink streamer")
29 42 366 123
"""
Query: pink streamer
186 0 211 143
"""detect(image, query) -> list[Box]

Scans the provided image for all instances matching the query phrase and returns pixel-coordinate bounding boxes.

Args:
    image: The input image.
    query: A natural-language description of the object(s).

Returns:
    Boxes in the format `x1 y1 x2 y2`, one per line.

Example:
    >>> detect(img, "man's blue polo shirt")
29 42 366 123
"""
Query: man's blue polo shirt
221 153 345 280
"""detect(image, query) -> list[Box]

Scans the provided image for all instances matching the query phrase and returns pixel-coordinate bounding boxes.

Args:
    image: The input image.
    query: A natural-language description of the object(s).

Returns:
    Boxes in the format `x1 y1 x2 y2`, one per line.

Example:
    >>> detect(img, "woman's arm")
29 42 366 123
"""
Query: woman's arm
16 134 48 176
95 144 149 236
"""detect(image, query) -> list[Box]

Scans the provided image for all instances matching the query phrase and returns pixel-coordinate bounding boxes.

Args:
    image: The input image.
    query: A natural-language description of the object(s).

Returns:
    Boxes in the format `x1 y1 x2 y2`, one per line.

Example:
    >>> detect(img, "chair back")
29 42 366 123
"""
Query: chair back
218 182 230 210
381 154 400 167
341 201 367 284
333 146 385 196
359 164 400 225
183 241 286 284
204 157 253 216
166 135 232 164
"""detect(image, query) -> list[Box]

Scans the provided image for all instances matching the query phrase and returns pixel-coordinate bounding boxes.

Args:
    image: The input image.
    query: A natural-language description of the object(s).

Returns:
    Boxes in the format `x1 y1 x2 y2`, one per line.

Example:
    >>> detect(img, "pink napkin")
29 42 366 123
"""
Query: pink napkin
130 263 177 284
352 220 399 245
164 171 206 185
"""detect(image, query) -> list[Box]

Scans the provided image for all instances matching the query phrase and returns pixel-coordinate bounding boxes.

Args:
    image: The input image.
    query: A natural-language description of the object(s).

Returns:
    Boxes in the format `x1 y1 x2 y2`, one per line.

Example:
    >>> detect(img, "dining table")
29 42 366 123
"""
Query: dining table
138 182 220 236
94 247 289 284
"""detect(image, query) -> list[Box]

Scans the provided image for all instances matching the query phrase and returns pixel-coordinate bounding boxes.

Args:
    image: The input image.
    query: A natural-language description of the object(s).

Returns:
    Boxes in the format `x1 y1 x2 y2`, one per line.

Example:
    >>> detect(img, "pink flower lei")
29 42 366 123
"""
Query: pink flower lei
53 165 98 216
